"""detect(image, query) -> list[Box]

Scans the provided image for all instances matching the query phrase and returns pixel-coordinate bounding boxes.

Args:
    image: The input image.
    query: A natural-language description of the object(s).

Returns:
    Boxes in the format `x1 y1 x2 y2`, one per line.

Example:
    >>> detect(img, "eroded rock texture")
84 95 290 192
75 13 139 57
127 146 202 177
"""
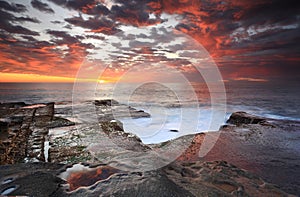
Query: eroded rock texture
0 102 74 164
0 102 299 196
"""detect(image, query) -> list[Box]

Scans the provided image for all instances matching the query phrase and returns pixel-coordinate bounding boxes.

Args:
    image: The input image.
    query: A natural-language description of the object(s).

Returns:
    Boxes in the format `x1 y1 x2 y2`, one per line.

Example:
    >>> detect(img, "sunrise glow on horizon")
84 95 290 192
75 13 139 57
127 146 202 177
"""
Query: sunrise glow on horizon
0 72 118 83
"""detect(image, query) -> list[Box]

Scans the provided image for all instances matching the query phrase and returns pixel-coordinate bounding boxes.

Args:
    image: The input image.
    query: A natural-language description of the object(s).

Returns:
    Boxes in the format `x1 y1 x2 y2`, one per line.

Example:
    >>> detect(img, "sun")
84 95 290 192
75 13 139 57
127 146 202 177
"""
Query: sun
97 79 107 84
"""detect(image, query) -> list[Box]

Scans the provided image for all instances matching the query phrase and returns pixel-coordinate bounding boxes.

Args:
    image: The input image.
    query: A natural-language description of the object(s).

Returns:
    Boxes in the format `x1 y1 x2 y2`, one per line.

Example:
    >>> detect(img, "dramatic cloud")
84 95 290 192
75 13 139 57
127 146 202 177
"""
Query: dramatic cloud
81 2 110 15
0 31 87 77
110 1 163 26
47 30 83 44
64 15 120 35
0 0 27 12
31 0 54 14
49 0 95 10
0 0 299 81
156 0 300 81
0 10 40 35
49 0 109 15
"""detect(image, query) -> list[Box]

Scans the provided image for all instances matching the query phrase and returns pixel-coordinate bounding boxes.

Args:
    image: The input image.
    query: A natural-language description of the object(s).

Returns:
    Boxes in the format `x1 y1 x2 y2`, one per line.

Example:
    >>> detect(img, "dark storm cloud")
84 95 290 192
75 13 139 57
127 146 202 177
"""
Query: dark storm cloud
63 24 72 29
166 0 300 71
167 59 194 73
0 30 50 48
0 9 40 23
65 15 120 35
234 0 300 26
226 0 300 56
48 0 109 15
0 10 40 35
0 31 52 73
0 29 89 76
0 0 27 12
81 3 110 15
21 35 38 42
51 0 163 28
16 16 40 23
48 0 91 10
31 0 54 14
46 29 95 49
47 30 79 42
129 40 154 48
85 34 105 40
147 0 299 80
233 27 300 55
110 1 163 26
51 20 63 24
50 0 110 16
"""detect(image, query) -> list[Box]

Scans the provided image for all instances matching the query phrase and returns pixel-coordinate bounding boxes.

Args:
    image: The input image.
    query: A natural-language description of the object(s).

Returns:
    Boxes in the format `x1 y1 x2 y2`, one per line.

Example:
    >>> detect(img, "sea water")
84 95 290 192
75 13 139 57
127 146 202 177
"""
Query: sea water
0 82 299 143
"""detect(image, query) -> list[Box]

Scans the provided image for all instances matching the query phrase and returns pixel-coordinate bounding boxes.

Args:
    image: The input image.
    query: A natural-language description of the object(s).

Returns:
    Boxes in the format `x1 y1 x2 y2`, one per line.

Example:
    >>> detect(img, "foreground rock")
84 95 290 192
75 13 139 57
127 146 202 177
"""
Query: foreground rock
0 102 299 196
96 100 150 152
0 160 293 197
100 120 150 152
205 112 300 195
48 100 150 164
95 99 150 121
68 161 291 196
226 111 266 125
165 161 293 197
0 102 75 164
0 162 65 196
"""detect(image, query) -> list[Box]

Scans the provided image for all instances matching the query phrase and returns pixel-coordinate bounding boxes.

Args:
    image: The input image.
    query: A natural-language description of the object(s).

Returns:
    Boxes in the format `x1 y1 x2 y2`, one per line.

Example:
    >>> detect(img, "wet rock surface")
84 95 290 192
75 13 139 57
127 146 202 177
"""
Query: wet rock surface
0 102 299 196
150 111 300 195
204 112 300 195
0 102 76 164
164 160 292 197
48 100 151 164
66 168 196 197
226 111 266 125
0 162 65 196
95 99 150 121
0 161 293 197
48 117 75 128
100 120 150 152
63 165 121 192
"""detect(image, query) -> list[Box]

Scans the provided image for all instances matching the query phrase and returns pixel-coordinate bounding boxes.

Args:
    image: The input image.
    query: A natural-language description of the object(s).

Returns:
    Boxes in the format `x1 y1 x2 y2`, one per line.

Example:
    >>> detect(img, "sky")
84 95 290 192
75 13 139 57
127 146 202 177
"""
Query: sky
0 0 299 83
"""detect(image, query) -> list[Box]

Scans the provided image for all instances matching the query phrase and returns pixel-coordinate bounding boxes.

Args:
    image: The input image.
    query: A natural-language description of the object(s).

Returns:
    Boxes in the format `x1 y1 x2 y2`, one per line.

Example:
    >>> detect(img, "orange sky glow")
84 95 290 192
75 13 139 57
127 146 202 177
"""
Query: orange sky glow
0 0 298 83
0 72 117 83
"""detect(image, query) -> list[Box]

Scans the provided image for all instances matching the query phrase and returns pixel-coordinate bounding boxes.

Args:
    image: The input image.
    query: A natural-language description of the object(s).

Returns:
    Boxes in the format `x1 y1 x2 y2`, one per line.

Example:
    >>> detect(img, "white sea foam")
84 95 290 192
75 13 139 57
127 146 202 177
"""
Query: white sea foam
120 106 227 144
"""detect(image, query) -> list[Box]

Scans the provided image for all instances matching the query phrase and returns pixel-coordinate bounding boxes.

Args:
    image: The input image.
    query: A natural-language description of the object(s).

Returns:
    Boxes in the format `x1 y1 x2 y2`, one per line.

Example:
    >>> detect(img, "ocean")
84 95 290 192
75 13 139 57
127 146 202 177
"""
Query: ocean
0 82 299 143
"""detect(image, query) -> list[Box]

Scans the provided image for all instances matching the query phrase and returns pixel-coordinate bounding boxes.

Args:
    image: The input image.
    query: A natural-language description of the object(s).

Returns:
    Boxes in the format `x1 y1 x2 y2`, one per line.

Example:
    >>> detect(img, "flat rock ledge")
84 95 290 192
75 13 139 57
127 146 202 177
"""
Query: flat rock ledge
0 102 75 164
0 102 299 196
0 161 294 197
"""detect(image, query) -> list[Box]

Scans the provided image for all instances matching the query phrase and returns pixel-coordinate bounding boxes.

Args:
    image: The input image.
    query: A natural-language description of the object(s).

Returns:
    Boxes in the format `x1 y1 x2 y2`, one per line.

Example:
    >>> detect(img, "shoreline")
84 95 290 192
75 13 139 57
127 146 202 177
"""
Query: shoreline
0 100 299 196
